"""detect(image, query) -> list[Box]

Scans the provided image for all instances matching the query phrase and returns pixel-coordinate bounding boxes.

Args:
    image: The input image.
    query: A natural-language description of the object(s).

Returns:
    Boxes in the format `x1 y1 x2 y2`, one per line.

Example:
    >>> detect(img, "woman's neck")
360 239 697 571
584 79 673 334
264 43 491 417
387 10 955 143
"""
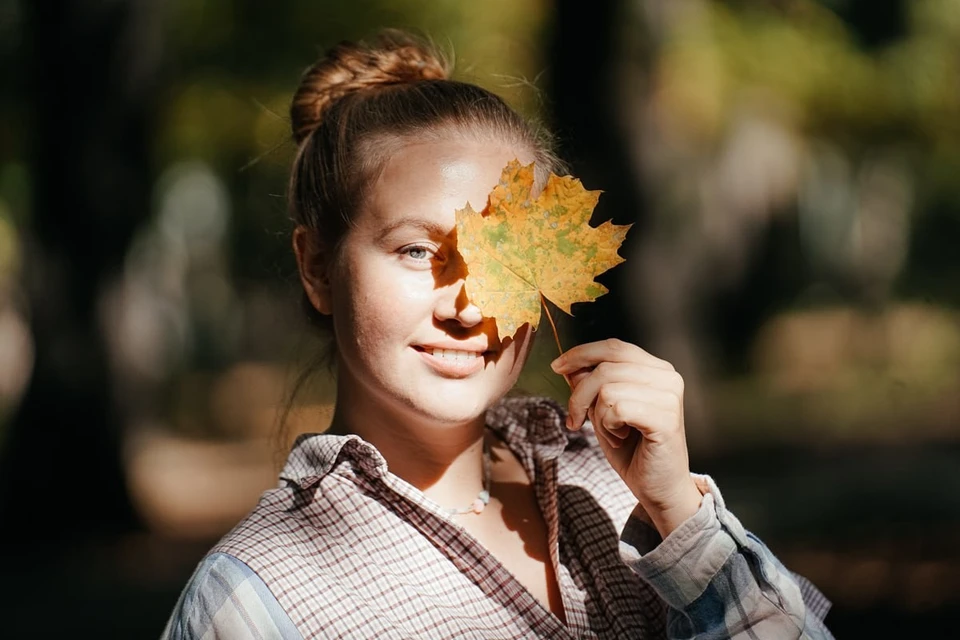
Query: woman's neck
328 383 490 510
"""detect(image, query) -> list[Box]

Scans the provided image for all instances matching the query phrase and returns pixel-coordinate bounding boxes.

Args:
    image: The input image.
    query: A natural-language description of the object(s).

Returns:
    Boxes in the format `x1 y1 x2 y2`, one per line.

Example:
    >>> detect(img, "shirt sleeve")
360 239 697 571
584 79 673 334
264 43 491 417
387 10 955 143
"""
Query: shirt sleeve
161 552 303 640
619 474 835 640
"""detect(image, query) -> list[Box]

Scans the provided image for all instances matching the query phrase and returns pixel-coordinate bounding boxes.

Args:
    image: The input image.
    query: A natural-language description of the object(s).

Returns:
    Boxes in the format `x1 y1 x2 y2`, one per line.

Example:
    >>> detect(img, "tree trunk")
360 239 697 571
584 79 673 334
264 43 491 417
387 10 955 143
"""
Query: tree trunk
0 0 162 542
548 0 653 345
549 0 717 445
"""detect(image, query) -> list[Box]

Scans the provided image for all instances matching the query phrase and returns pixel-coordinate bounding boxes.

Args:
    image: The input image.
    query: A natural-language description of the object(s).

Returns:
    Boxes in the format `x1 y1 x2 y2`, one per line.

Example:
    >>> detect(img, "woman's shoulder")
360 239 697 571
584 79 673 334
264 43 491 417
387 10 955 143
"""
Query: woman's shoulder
208 476 359 566
205 451 407 580
210 433 381 558
162 552 301 639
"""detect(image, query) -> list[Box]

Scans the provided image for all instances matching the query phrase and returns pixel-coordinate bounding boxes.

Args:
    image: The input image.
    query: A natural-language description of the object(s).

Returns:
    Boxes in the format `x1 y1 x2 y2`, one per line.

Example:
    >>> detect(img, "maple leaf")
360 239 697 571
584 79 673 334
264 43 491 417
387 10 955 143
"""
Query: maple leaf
455 160 631 341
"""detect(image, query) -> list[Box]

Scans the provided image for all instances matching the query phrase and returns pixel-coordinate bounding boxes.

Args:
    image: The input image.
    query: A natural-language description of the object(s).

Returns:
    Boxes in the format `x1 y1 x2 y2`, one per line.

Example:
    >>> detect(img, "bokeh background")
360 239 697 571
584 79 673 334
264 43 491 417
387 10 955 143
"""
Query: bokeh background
1 0 958 637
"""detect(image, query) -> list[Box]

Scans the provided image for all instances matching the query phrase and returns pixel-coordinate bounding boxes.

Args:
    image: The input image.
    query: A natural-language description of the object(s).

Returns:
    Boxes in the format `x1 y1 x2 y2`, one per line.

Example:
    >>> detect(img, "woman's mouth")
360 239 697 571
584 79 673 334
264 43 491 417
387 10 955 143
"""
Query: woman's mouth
422 347 481 361
413 346 488 377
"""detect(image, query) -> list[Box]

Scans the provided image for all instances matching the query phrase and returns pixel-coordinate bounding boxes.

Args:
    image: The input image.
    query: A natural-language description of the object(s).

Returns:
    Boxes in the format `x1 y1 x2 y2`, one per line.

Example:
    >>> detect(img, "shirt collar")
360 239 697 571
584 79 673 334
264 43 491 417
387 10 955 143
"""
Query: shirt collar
279 395 575 490
486 395 572 457
279 434 388 489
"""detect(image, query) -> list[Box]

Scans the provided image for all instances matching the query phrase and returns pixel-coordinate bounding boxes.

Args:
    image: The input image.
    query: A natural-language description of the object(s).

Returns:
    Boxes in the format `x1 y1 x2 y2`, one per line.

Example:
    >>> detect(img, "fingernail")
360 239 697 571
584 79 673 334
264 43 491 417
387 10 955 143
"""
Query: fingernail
565 415 573 429
550 358 562 372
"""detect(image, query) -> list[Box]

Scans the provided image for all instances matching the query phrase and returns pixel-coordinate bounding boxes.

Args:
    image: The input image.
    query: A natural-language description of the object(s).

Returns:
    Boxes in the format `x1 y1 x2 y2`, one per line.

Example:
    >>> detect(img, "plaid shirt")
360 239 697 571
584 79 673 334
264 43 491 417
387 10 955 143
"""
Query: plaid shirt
163 396 833 639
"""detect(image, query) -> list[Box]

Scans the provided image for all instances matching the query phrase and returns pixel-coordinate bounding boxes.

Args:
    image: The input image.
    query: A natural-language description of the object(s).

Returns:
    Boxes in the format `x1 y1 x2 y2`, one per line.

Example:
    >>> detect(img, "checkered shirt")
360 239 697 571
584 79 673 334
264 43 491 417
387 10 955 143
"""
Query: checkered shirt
163 396 833 639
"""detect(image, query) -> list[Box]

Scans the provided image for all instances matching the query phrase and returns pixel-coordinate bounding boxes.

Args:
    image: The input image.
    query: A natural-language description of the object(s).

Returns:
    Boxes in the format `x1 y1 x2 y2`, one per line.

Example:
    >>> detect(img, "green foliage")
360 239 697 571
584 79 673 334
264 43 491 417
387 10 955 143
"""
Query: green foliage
657 0 960 146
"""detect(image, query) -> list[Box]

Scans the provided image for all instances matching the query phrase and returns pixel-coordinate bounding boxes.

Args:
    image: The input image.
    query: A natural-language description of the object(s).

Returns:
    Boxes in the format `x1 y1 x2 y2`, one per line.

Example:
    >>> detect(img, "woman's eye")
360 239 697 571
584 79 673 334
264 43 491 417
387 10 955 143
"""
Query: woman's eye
400 244 439 262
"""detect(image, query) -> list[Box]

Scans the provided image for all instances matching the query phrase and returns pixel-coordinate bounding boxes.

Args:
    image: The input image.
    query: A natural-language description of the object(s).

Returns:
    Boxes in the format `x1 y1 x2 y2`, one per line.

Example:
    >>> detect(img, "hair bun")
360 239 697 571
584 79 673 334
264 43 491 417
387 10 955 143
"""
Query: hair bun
291 30 449 145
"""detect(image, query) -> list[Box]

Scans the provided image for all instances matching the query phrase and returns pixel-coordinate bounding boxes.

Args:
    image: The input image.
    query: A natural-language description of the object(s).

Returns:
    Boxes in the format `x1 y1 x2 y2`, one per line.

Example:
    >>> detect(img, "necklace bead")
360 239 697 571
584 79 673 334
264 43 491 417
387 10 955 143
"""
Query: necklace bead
447 444 492 516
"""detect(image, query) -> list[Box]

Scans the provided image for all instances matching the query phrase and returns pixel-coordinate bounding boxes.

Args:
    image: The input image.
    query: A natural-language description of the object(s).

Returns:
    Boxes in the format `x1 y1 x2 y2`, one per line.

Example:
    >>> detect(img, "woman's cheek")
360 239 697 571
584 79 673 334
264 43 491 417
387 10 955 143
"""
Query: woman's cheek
500 325 535 372
350 270 435 336
393 271 436 303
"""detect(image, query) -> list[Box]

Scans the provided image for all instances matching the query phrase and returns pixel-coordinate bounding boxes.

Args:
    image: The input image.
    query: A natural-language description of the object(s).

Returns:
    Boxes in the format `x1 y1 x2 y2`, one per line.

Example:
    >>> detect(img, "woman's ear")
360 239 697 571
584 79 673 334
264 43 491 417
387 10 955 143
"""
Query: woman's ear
293 226 333 316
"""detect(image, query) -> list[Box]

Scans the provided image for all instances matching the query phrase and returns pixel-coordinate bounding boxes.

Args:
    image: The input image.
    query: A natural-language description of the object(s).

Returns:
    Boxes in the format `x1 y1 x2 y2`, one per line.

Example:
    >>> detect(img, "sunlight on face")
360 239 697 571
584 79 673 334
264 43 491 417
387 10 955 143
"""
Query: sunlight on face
328 135 537 430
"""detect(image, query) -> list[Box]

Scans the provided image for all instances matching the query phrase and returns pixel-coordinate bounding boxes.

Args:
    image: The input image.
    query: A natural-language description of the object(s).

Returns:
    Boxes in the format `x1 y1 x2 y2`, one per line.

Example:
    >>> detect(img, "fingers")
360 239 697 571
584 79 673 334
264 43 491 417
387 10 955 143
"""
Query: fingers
591 382 682 439
586 406 620 450
564 362 684 431
595 421 640 452
552 338 674 375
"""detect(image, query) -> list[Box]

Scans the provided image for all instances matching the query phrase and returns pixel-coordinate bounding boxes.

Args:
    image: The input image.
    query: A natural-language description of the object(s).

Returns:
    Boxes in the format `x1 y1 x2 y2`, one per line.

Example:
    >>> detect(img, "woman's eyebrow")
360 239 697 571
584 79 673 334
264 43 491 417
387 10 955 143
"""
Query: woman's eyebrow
375 218 453 241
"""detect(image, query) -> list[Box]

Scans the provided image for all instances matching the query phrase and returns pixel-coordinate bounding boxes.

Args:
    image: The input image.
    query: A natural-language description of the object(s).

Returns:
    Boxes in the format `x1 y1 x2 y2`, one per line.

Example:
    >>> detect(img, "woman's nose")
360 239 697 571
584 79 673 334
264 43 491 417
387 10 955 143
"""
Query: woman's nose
434 281 484 327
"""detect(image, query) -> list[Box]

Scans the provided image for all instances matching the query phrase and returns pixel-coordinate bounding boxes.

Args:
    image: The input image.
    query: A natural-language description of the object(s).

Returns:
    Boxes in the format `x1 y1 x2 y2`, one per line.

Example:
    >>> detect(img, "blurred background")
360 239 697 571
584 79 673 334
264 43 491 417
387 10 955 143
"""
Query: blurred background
1 0 958 636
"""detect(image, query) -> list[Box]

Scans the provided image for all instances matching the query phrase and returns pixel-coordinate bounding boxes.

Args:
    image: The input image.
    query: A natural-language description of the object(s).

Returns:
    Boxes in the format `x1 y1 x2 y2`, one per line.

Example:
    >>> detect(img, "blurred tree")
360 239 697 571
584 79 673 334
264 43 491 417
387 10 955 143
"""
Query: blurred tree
549 0 718 441
0 0 162 541
549 0 651 341
829 0 908 48
551 0 960 445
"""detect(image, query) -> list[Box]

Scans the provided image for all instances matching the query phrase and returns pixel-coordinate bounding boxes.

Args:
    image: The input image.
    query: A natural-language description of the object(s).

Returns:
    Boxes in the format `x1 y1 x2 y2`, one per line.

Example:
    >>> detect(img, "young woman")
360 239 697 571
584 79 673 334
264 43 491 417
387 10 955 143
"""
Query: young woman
164 31 833 639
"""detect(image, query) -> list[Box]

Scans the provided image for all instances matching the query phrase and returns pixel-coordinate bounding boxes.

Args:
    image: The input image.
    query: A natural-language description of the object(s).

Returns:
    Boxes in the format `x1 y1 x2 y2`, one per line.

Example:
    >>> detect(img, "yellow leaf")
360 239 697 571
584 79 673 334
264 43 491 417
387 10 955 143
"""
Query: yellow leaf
455 160 631 339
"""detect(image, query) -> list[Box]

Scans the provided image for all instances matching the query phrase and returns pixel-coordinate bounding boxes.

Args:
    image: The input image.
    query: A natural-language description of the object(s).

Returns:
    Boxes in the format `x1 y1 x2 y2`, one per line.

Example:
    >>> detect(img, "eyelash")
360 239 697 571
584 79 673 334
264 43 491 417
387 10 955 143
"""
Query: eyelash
400 244 442 264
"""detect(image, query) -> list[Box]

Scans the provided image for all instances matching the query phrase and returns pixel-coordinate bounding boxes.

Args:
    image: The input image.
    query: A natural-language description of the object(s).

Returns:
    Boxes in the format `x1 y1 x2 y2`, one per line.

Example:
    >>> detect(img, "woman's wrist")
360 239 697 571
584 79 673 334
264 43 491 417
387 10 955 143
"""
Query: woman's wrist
642 479 704 538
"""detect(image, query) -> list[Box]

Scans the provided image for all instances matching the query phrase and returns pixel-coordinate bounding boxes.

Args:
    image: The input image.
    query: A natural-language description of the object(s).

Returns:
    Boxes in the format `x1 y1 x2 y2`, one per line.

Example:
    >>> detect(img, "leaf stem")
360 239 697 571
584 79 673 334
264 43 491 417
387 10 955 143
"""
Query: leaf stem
540 294 572 389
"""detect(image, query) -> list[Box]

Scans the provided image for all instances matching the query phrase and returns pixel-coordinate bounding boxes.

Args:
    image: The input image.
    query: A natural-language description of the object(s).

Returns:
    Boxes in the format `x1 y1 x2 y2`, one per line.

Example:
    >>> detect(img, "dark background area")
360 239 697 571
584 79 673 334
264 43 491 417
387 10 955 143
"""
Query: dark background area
1 0 958 637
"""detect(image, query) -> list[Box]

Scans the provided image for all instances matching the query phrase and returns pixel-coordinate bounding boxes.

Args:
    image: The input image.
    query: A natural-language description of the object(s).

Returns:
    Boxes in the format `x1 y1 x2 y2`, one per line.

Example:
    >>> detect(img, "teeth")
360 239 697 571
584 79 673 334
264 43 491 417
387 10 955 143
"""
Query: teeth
428 348 480 360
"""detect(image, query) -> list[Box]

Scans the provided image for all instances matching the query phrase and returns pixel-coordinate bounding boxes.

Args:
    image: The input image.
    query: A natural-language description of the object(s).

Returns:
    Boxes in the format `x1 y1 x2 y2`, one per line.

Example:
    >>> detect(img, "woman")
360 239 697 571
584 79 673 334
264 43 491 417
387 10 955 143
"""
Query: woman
164 31 833 639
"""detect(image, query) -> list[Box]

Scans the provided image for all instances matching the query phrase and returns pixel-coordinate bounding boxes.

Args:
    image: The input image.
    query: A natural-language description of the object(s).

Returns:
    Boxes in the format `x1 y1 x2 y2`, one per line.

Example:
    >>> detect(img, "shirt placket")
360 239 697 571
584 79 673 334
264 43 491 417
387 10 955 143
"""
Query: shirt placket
375 465 577 639
529 440 593 637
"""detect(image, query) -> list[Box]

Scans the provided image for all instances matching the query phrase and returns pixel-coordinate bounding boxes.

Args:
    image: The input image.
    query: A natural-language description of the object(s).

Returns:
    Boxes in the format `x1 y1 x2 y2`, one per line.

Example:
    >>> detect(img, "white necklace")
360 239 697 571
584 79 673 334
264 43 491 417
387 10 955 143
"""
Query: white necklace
446 445 492 516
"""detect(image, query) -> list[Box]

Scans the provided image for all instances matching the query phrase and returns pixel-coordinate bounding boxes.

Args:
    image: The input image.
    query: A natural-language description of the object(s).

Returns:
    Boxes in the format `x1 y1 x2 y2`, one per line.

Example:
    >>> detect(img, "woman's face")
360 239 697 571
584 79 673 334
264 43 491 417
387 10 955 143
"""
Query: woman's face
325 136 536 429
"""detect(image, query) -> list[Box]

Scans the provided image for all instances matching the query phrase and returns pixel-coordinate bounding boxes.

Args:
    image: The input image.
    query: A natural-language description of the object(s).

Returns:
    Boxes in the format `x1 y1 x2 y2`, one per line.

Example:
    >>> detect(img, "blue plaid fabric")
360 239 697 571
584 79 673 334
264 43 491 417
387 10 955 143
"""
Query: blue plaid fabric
164 553 300 639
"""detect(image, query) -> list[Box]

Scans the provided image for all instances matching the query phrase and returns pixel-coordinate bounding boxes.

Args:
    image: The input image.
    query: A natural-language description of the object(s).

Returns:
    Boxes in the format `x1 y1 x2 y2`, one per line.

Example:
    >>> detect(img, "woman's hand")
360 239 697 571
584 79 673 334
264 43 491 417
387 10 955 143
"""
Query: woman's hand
551 339 703 537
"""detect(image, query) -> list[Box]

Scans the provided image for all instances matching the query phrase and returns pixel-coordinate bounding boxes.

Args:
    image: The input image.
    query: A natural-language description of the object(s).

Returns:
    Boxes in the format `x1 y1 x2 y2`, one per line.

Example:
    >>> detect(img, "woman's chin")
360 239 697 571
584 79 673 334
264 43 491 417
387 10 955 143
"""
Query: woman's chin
405 392 492 427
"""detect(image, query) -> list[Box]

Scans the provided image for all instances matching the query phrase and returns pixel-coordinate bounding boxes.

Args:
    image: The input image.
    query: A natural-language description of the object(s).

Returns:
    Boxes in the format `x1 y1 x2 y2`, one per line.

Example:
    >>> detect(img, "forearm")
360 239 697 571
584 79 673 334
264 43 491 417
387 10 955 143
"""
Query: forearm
620 474 834 640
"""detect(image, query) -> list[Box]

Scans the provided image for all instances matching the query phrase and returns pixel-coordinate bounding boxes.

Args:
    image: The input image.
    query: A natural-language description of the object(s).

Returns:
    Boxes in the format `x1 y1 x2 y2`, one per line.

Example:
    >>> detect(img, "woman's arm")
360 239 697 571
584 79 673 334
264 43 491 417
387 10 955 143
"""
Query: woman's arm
620 474 833 639
162 552 302 640
552 340 834 639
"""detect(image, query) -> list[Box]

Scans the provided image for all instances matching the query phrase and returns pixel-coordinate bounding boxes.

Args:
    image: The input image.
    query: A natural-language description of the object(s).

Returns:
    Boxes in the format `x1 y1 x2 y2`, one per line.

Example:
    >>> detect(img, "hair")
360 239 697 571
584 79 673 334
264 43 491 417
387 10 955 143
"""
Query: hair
277 29 563 454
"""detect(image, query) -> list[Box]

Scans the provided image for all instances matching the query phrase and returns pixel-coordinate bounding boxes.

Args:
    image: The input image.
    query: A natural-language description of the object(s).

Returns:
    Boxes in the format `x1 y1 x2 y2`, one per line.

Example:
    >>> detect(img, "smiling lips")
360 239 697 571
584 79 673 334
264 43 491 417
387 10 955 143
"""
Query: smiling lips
414 344 489 377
